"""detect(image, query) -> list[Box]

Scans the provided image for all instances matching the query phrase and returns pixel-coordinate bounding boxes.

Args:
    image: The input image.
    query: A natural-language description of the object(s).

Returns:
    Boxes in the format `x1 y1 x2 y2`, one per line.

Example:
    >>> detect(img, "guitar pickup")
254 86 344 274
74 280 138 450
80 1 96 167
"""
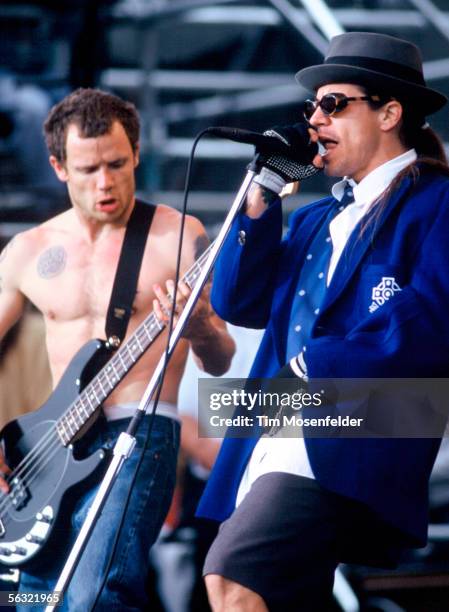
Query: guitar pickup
9 477 30 510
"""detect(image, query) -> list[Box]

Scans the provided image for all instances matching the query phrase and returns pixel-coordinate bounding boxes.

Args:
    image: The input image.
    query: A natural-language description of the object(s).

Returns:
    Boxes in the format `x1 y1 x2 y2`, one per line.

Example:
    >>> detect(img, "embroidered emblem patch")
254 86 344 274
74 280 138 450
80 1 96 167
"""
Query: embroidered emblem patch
369 276 401 313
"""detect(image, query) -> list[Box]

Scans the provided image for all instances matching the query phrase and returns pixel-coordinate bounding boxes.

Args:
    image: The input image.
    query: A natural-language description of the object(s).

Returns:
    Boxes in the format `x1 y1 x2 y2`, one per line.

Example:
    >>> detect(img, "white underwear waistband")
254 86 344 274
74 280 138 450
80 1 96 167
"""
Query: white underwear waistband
103 401 179 422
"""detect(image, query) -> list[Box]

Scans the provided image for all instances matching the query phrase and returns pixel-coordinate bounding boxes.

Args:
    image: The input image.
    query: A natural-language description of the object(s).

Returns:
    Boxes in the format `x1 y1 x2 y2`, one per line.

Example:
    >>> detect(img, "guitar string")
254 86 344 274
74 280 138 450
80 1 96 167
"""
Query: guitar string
7 266 200 486
0 285 200 519
0 251 209 519
1 310 166 504
0 252 208 518
0 318 160 521
0 316 163 518
1 267 189 489
0 321 187 522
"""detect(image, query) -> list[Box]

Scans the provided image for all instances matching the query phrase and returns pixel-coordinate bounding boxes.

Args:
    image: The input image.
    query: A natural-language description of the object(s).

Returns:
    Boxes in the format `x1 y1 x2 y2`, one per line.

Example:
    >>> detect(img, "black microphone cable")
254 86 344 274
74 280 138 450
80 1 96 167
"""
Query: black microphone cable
90 127 217 611
89 119 320 609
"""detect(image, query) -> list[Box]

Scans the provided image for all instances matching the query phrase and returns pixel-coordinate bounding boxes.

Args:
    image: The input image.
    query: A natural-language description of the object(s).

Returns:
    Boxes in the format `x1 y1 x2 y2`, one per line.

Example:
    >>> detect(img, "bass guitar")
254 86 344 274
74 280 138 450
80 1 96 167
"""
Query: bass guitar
0 244 212 568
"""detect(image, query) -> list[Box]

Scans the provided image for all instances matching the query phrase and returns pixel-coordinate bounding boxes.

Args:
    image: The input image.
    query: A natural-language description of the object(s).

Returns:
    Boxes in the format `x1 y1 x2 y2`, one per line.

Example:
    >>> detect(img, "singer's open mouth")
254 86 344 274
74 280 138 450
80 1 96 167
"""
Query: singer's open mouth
320 138 338 149
319 138 338 156
317 142 327 156
96 198 119 212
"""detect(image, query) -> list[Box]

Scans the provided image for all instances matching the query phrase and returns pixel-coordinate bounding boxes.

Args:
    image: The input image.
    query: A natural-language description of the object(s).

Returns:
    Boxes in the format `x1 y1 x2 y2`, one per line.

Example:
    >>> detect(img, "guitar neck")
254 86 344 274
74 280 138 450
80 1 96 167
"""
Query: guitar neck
56 242 214 445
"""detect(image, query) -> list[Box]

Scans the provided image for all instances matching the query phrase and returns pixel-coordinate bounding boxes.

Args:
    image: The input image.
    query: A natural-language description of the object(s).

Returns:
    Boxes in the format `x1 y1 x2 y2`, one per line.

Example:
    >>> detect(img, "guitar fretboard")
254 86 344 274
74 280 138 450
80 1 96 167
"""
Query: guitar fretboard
55 243 213 445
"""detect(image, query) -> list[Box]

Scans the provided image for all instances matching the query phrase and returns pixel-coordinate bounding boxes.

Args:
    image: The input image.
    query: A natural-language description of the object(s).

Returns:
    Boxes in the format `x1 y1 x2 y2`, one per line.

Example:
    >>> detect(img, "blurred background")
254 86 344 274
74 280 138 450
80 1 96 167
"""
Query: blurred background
1 0 449 233
2 2 449 611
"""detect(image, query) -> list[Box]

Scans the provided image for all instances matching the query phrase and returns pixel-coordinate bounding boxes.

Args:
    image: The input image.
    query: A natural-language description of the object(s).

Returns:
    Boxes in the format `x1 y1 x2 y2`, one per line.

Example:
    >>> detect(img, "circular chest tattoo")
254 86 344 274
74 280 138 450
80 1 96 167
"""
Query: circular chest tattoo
37 245 67 278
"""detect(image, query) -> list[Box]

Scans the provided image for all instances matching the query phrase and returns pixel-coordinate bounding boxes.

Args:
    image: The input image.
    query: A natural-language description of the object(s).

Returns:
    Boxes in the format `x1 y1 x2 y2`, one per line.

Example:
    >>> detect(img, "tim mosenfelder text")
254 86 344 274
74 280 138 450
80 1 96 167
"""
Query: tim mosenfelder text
206 389 364 432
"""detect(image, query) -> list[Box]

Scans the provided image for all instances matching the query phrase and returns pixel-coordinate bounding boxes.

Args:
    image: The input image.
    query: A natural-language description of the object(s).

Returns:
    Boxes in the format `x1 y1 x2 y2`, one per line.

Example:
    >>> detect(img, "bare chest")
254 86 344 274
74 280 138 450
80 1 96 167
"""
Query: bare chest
21 234 174 333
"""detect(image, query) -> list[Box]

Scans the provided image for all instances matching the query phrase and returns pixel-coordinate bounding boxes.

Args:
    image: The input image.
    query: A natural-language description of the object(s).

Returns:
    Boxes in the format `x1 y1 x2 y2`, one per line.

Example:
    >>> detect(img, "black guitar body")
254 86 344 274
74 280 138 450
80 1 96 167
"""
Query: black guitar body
0 339 112 569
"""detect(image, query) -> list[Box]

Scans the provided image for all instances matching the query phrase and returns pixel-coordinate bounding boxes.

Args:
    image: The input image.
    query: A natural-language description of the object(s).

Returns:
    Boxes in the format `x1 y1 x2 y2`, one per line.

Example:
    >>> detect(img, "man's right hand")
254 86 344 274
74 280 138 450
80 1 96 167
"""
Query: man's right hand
246 122 324 218
252 122 323 193
0 448 11 493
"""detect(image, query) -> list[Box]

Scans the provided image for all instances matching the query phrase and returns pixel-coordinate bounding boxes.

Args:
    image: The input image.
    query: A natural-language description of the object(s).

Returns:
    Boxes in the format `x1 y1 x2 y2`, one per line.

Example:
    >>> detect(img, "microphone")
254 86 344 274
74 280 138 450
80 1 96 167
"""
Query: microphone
206 124 318 164
206 126 289 152
207 124 320 183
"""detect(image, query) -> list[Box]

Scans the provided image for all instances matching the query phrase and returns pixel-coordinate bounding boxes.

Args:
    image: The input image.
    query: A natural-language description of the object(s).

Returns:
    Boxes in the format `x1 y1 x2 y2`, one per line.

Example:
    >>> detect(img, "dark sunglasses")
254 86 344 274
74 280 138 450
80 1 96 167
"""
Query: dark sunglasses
303 93 384 121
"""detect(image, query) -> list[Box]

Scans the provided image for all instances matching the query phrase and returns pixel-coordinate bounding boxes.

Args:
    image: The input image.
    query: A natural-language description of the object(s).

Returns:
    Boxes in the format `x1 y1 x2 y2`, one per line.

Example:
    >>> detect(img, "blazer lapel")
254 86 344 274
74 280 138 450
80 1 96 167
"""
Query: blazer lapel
321 176 413 312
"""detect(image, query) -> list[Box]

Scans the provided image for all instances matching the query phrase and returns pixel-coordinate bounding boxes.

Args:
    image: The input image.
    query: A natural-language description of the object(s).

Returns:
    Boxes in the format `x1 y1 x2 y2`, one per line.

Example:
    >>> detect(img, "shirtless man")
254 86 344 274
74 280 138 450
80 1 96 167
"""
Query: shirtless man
0 88 235 611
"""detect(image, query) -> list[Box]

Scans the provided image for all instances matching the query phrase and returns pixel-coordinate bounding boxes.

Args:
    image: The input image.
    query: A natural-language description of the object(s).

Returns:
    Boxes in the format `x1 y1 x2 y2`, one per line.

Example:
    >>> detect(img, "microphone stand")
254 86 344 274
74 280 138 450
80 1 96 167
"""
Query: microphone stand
45 166 257 611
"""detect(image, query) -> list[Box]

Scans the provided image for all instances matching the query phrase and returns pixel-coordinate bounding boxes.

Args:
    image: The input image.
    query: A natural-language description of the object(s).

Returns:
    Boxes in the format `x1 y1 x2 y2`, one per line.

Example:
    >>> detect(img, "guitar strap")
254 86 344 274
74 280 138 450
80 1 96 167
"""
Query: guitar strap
105 199 156 347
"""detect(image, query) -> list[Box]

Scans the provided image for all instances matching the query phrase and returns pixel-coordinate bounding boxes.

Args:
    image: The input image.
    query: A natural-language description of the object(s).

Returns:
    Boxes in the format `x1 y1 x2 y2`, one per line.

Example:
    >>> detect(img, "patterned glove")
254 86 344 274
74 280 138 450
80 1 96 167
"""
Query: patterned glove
253 123 320 194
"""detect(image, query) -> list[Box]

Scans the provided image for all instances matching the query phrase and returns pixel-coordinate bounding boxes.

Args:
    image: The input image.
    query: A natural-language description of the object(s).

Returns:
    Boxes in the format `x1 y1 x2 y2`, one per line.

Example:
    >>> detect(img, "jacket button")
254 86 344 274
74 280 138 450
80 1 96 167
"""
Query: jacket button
238 230 246 246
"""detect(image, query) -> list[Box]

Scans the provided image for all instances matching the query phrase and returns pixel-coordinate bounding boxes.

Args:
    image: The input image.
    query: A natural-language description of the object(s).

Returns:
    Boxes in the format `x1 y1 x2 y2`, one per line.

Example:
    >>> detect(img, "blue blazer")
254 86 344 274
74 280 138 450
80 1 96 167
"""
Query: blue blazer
198 168 449 546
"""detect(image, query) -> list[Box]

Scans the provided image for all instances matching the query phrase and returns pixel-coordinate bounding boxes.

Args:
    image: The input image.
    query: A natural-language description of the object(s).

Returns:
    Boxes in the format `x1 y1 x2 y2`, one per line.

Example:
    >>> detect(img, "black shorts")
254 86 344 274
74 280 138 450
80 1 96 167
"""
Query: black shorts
204 473 403 612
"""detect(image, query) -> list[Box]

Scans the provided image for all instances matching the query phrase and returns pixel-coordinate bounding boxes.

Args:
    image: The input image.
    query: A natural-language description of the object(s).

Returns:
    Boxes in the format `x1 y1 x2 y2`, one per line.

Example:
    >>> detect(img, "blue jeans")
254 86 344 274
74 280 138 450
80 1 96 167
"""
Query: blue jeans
18 414 180 612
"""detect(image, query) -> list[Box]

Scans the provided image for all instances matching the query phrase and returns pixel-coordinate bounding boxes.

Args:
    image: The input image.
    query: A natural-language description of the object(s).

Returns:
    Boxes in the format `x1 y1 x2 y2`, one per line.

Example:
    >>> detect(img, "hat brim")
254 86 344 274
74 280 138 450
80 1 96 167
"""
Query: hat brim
296 64 447 115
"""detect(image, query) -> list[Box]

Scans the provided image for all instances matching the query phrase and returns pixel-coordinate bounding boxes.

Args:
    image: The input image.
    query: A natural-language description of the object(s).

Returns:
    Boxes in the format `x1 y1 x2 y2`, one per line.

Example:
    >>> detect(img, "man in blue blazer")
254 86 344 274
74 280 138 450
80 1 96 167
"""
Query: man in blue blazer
198 32 449 611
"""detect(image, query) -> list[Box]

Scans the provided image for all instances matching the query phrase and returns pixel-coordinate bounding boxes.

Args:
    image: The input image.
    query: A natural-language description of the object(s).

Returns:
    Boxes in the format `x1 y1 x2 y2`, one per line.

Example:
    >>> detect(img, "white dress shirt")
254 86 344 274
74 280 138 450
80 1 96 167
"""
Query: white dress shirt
236 149 417 507
328 149 417 282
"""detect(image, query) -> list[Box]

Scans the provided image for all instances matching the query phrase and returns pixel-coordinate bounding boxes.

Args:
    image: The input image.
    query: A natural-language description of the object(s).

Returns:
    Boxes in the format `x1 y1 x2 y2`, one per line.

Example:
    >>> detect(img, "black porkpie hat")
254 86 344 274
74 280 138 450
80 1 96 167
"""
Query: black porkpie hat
296 32 447 116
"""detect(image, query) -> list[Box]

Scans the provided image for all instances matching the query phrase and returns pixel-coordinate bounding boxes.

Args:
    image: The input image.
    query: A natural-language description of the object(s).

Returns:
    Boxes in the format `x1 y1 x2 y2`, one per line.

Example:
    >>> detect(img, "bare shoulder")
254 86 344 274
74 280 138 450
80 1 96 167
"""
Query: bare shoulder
0 227 38 271
152 203 204 231
151 203 209 256
0 210 73 280
0 228 39 292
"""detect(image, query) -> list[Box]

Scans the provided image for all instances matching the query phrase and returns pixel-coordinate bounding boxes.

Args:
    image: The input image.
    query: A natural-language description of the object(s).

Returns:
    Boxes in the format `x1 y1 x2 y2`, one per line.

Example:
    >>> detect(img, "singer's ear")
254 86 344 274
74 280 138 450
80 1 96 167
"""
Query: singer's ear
379 99 403 132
